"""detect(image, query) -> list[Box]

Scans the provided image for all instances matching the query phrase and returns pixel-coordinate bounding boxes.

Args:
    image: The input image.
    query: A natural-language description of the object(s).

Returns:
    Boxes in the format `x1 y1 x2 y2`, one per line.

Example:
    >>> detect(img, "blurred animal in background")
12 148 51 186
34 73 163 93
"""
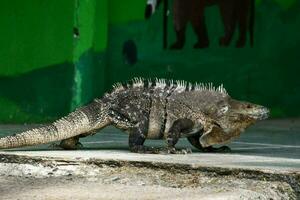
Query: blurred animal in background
217 0 255 48
145 0 255 49
171 0 209 49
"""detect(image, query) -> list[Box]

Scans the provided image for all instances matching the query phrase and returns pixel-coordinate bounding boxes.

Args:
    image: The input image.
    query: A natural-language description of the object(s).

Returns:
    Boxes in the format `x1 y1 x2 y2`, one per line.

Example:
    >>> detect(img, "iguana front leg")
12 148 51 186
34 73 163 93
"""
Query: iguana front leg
199 125 234 151
186 119 231 152
187 134 231 153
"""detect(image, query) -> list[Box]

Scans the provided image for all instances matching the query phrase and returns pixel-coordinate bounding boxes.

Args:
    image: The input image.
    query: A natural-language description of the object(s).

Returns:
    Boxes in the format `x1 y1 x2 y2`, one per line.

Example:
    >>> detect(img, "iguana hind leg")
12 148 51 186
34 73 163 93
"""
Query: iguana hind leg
128 119 159 153
58 129 98 150
162 119 195 154
59 136 82 150
129 118 194 154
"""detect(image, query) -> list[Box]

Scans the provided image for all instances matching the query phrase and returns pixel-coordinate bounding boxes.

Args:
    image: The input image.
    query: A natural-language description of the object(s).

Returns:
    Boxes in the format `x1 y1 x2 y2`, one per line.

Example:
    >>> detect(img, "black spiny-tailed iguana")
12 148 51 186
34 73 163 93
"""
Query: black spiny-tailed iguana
0 78 269 153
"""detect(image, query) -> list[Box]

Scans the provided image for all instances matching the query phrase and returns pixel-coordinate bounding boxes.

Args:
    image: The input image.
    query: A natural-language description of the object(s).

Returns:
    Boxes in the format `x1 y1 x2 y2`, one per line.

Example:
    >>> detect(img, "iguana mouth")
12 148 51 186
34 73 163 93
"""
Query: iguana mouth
250 107 270 120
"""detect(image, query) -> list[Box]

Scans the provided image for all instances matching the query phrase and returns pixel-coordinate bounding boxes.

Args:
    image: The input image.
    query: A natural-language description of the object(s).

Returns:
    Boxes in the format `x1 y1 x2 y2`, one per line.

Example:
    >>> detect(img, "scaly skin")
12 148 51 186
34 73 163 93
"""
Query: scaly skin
0 78 269 153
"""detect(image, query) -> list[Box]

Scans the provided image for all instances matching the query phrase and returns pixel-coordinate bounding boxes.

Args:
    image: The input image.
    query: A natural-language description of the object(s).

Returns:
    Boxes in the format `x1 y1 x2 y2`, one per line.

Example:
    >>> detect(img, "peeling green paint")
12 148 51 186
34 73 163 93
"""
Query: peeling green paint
72 0 108 109
73 0 96 62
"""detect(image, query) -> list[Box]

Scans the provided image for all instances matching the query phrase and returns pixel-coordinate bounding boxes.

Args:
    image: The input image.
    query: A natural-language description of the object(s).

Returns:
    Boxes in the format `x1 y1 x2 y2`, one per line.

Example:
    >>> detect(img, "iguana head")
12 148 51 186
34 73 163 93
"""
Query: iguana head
228 99 269 121
198 96 270 147
215 98 269 139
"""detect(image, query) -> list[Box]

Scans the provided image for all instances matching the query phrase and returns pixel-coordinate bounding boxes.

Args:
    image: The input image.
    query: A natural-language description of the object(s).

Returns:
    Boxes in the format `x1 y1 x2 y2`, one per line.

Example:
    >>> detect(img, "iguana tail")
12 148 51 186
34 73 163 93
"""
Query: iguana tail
0 100 110 149
249 0 255 47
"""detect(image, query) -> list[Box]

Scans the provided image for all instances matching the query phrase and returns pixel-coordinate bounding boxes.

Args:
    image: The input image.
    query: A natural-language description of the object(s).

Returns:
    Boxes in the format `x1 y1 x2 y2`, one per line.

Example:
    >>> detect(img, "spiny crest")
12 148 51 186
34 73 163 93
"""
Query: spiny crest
194 82 227 94
112 82 124 93
132 77 144 87
111 77 228 95
155 78 167 89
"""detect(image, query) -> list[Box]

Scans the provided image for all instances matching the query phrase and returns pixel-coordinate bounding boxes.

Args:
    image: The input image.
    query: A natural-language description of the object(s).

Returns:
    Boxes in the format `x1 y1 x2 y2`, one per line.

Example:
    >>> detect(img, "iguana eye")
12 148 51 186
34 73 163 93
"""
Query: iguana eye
246 104 251 108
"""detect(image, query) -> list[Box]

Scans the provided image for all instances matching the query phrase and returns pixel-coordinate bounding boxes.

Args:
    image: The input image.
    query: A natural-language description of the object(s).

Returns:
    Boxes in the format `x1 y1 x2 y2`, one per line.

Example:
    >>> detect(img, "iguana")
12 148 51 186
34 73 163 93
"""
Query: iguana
0 78 269 153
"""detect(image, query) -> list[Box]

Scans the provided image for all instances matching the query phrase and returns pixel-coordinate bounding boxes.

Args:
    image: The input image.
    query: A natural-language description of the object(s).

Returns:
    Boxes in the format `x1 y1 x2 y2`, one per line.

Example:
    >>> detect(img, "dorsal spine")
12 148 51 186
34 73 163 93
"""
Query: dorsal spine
111 77 228 95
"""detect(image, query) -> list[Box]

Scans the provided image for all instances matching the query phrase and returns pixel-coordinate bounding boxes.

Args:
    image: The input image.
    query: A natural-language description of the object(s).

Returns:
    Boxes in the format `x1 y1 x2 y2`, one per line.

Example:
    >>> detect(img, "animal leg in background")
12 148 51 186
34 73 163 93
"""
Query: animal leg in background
236 0 251 48
191 18 209 49
218 0 236 46
170 0 188 49
171 0 208 49
218 0 253 47
191 1 209 49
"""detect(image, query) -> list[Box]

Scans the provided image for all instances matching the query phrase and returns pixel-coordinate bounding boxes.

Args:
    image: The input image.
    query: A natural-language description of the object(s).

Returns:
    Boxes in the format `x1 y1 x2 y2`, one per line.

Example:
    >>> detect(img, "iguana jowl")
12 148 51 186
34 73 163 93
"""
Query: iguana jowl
0 78 269 153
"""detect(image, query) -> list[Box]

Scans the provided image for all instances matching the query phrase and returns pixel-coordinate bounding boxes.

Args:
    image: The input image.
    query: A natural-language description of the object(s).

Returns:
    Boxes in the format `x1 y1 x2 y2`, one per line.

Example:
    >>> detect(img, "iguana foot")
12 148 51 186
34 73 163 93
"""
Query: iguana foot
129 146 150 153
59 137 83 150
129 145 159 154
48 142 83 150
48 143 62 150
202 146 231 153
129 145 192 154
59 142 83 150
158 147 192 154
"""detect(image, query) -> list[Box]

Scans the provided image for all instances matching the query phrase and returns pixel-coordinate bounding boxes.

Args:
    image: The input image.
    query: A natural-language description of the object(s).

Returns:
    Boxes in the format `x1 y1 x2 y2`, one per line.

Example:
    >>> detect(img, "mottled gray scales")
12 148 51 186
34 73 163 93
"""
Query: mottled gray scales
0 77 269 154
148 85 171 139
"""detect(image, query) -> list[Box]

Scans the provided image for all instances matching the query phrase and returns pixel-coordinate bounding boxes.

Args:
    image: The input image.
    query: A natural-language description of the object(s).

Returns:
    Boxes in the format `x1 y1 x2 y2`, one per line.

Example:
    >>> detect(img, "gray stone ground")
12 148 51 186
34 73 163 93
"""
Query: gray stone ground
0 164 297 200
0 119 299 199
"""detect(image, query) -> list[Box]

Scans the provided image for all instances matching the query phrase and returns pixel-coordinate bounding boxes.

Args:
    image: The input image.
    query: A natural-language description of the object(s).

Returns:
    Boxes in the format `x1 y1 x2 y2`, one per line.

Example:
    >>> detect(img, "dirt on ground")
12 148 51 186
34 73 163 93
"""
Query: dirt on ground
0 154 298 200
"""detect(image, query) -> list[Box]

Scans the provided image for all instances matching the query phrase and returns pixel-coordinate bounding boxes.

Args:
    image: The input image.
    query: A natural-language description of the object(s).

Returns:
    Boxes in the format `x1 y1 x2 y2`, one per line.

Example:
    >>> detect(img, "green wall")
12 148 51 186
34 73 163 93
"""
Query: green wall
0 0 74 76
0 0 108 123
0 0 75 122
0 0 299 123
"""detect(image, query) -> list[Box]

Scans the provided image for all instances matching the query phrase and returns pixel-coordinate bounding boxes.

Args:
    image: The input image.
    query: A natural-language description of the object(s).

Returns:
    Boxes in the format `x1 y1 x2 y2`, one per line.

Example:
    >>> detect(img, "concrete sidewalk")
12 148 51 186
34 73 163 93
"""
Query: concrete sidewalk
0 119 299 199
